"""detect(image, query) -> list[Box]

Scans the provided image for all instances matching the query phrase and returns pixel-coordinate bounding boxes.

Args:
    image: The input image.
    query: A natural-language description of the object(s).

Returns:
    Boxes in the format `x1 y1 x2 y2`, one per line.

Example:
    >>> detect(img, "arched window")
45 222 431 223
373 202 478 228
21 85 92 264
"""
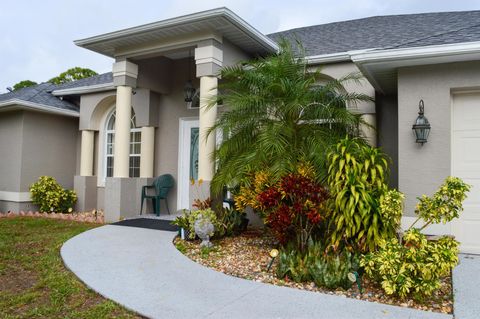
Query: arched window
105 109 141 178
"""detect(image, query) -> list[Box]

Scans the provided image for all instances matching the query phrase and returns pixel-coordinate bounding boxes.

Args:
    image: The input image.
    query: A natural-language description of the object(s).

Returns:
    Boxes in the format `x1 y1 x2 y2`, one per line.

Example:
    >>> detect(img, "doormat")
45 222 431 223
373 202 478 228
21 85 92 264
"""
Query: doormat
112 218 179 232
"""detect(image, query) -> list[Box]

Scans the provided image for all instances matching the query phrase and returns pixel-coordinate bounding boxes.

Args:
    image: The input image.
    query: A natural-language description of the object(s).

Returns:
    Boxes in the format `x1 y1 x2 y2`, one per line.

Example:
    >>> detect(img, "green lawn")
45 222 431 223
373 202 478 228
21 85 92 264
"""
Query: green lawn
0 217 141 319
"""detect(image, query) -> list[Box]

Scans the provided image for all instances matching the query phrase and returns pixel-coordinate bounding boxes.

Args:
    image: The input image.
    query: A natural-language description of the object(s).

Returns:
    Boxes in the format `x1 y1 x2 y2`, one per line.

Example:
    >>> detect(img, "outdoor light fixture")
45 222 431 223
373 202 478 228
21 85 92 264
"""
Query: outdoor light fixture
267 248 279 271
184 49 197 108
412 100 431 145
184 80 196 103
348 271 363 294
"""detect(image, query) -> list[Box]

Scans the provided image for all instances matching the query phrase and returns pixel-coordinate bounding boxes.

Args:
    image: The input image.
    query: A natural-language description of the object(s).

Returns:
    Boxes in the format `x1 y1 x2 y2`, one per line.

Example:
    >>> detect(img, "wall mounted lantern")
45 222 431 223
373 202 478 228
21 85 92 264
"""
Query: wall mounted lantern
184 49 197 108
184 80 196 103
412 100 431 145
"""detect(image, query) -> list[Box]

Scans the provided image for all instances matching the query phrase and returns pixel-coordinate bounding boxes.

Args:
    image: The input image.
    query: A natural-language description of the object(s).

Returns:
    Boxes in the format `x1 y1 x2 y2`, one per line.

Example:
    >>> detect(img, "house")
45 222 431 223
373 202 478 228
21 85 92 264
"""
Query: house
0 8 478 253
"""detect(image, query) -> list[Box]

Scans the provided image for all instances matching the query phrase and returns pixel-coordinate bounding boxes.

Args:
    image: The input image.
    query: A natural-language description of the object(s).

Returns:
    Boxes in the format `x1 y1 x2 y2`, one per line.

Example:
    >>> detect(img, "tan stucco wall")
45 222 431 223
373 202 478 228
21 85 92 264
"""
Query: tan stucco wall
155 58 199 212
311 62 376 114
0 111 23 192
222 39 251 67
398 61 480 216
20 111 78 191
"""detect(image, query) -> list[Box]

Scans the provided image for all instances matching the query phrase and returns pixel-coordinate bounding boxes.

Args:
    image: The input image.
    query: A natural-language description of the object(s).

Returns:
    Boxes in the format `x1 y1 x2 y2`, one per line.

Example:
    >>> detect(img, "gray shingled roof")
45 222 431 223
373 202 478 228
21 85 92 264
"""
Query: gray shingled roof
53 72 113 91
0 82 78 112
3 11 480 113
0 72 114 113
269 10 480 56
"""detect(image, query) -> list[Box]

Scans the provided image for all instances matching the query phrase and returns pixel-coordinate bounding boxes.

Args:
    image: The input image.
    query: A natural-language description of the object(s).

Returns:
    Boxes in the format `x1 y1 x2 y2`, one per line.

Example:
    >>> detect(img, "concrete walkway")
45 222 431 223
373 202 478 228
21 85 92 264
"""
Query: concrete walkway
61 225 452 319
453 254 480 319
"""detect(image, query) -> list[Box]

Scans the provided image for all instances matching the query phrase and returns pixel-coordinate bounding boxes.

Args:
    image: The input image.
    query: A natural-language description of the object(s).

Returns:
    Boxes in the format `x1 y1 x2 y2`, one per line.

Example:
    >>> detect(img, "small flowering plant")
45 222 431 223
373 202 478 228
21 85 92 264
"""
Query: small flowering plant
258 173 329 253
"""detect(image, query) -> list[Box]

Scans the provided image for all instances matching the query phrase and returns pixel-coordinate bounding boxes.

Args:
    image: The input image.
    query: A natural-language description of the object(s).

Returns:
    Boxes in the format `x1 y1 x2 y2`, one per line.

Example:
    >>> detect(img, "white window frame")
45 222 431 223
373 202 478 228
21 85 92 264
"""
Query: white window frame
103 108 141 181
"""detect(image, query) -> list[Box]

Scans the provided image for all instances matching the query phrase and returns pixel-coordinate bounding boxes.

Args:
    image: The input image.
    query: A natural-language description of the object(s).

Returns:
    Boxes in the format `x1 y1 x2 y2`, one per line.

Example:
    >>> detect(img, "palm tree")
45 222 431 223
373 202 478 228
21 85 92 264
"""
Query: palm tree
209 41 372 194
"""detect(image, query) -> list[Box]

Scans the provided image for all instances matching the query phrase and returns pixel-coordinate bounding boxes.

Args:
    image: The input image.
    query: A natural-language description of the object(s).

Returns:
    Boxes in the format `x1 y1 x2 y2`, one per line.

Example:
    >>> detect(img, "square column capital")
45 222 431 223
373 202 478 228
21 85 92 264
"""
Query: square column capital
113 60 138 87
195 39 223 77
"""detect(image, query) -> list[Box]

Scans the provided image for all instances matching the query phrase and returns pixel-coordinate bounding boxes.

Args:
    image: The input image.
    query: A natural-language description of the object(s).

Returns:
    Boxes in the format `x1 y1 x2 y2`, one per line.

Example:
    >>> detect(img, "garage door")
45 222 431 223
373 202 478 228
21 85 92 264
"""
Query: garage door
452 93 480 254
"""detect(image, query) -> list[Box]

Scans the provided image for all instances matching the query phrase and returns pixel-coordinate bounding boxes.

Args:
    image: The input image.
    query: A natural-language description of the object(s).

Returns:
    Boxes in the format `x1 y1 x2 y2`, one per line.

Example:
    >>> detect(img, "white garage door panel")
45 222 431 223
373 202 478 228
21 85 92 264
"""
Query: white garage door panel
452 93 480 254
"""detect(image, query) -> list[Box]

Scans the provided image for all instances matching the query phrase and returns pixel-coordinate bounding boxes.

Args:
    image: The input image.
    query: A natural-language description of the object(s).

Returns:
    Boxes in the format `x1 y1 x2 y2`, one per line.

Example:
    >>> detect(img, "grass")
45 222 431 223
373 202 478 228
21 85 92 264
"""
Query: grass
0 217 142 319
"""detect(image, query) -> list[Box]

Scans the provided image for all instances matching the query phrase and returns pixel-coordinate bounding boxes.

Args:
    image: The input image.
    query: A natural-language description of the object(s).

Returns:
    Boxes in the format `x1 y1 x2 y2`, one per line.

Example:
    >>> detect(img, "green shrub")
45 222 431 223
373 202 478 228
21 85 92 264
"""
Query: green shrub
276 241 359 289
215 207 248 238
327 137 393 253
361 230 459 299
173 207 247 239
29 176 77 213
172 209 218 240
361 176 470 299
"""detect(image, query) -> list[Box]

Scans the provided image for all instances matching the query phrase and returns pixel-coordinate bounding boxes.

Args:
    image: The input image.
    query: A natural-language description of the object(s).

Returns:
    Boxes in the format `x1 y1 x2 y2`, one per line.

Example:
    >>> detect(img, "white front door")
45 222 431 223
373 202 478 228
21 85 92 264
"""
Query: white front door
452 92 480 254
178 118 199 210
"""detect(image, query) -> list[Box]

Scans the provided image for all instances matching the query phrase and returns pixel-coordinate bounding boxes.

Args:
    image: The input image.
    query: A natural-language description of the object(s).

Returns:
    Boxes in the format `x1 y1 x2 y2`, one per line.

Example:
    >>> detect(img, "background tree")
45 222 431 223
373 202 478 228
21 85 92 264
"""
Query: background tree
12 80 37 90
209 40 372 194
49 67 98 85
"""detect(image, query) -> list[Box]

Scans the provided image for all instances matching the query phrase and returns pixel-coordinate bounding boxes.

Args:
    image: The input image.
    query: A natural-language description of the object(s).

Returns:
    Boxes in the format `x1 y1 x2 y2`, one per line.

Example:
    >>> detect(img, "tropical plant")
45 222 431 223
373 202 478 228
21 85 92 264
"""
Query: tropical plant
361 230 459 299
277 241 359 289
209 40 371 194
173 209 218 240
234 170 274 212
326 137 392 253
215 207 248 237
30 176 77 213
258 173 329 253
361 176 470 299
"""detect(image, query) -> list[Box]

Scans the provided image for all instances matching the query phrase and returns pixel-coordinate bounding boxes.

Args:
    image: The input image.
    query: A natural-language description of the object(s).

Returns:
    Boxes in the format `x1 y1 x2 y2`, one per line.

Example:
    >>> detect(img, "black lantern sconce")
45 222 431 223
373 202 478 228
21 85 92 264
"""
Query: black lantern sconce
184 80 196 103
412 100 431 145
183 49 198 108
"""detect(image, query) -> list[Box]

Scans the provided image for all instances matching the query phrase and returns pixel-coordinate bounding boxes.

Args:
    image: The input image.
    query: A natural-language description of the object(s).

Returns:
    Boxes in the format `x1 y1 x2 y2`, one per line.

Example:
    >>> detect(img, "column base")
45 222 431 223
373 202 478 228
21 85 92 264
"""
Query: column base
74 175 98 212
104 177 153 223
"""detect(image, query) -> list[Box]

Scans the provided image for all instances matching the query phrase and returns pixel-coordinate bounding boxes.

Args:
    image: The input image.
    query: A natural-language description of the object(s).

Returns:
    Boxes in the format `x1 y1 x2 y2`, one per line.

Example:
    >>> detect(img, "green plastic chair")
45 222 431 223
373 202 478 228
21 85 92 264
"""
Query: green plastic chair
140 174 174 216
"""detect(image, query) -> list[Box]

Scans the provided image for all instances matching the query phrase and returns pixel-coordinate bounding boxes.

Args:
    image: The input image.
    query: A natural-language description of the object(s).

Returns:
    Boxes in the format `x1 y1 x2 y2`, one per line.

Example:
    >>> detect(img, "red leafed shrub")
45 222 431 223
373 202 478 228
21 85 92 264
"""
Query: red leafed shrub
258 173 329 252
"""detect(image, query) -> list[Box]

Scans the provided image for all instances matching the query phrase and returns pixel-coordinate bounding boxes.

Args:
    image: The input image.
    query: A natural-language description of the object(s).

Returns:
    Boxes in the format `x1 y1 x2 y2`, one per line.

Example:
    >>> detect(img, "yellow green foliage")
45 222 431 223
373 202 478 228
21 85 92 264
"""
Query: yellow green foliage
327 137 393 253
415 176 471 224
29 176 77 213
361 229 459 299
362 176 470 299
234 171 274 212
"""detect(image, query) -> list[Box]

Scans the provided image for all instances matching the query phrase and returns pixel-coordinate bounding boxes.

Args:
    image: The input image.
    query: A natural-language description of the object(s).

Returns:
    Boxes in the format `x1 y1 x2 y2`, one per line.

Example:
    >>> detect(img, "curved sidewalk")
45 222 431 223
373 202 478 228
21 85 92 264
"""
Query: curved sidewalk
61 225 451 319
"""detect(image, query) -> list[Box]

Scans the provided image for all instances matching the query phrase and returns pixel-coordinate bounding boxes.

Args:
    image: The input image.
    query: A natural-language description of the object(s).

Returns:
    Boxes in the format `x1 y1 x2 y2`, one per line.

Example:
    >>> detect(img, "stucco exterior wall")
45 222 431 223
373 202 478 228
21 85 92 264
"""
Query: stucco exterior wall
311 62 376 114
20 111 78 191
155 58 199 213
376 93 398 188
0 111 23 193
398 61 480 216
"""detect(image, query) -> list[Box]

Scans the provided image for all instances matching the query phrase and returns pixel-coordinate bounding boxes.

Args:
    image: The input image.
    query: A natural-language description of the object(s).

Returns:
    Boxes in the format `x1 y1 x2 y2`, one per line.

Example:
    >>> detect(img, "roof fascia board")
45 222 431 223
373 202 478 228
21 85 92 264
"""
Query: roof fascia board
351 41 480 64
0 99 79 117
306 52 351 64
75 7 278 56
52 83 115 96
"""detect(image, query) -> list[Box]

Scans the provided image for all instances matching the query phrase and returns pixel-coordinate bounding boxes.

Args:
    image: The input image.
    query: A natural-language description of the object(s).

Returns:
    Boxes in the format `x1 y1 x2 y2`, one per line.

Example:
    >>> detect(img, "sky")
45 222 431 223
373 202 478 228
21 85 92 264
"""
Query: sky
1 0 480 92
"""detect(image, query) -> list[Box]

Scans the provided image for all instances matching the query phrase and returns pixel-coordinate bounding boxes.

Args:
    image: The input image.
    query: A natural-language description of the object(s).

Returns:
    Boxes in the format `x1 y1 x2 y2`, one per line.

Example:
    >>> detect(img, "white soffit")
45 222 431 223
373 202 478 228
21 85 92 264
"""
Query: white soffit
75 7 278 57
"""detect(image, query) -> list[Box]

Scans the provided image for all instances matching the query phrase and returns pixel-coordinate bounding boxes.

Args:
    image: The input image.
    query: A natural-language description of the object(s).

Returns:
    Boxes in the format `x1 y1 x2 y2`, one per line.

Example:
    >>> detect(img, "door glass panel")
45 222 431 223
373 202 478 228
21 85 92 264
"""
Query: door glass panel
190 127 199 180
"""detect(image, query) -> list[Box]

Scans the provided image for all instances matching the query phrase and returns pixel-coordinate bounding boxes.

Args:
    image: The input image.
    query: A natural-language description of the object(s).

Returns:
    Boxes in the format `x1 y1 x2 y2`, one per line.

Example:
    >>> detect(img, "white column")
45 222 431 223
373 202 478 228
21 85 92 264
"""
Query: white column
113 86 133 178
140 126 155 178
198 76 218 181
361 113 377 147
80 130 94 176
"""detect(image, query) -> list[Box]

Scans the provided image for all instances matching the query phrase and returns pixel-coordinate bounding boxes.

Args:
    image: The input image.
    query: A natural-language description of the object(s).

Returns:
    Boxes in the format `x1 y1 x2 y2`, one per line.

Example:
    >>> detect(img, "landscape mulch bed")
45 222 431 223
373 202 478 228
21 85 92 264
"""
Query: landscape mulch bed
174 230 453 314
